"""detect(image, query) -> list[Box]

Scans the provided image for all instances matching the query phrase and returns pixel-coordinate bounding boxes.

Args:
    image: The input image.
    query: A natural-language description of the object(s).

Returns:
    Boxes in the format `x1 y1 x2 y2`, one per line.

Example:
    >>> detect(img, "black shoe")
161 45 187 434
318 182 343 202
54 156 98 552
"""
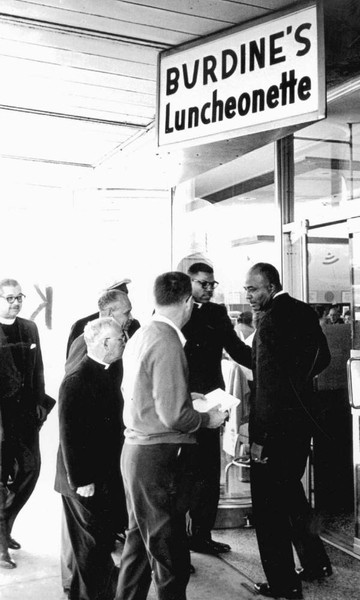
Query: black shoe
189 537 231 555
254 582 303 599
189 563 195 574
0 551 17 569
7 536 21 550
296 564 332 581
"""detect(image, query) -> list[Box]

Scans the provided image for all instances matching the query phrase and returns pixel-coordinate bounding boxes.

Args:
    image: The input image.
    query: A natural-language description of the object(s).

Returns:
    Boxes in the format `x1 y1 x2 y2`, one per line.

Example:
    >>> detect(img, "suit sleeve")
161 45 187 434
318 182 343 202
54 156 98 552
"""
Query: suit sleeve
219 306 252 368
252 314 283 445
65 335 87 375
31 322 46 407
66 321 83 358
311 325 331 376
58 375 96 488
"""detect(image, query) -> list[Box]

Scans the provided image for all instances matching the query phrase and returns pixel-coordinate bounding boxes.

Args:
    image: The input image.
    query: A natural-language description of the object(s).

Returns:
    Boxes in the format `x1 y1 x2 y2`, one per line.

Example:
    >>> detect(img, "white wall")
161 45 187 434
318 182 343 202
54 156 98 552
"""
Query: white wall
1 183 172 396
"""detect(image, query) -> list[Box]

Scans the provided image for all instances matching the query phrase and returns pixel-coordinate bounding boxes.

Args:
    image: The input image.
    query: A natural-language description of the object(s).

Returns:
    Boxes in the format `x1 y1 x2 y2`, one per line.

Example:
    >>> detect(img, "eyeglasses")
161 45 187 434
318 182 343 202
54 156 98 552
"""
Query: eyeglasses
105 335 126 343
191 279 219 290
0 294 26 304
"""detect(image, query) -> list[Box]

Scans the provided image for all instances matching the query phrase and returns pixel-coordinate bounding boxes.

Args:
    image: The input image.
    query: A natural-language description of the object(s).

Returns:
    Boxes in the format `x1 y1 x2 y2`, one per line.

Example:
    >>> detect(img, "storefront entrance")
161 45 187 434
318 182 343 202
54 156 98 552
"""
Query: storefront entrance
171 74 360 556
283 218 356 555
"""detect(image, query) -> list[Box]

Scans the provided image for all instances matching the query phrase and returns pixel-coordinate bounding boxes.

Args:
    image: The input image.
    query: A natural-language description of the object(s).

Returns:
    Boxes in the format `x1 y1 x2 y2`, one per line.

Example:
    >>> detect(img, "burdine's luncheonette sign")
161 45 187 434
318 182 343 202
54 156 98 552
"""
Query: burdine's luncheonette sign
157 2 324 148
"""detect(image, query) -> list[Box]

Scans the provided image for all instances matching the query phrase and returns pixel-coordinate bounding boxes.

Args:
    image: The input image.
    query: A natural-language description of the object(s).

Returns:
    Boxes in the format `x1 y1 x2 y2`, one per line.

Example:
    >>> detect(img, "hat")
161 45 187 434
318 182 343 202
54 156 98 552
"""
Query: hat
107 278 131 291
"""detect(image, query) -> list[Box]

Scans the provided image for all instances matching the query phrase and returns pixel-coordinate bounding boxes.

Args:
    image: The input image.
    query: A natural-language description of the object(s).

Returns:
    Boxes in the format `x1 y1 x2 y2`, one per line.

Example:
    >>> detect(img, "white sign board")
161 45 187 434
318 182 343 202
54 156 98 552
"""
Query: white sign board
157 1 324 148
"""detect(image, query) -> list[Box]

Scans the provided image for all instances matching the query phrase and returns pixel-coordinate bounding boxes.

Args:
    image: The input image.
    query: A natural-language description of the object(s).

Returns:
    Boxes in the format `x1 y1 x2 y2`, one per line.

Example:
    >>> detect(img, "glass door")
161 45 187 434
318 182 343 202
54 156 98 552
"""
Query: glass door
283 219 357 555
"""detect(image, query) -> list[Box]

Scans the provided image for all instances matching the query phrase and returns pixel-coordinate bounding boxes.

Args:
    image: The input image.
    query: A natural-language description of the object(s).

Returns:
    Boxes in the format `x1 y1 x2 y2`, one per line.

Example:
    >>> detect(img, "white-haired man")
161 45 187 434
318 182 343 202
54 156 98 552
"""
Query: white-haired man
55 317 126 600
61 289 132 595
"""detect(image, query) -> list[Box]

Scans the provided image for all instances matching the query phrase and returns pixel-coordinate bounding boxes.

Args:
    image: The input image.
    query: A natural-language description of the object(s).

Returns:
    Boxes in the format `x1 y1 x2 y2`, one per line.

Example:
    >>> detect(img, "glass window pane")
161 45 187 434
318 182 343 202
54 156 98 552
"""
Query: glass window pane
172 142 277 508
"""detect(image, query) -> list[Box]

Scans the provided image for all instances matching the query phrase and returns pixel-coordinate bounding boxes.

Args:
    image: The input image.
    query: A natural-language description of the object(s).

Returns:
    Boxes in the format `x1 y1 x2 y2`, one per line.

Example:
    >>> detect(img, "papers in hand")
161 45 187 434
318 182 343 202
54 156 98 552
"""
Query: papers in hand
193 388 240 413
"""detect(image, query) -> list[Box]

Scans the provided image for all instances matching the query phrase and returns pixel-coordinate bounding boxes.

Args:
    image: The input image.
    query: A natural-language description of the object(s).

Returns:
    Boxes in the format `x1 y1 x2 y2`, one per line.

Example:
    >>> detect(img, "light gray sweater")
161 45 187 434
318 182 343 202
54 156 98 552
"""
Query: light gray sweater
122 320 208 444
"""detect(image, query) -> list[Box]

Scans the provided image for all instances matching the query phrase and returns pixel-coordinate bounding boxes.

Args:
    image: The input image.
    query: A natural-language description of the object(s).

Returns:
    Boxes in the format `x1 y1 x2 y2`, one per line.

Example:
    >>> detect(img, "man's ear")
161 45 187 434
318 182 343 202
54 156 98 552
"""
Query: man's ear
269 283 276 296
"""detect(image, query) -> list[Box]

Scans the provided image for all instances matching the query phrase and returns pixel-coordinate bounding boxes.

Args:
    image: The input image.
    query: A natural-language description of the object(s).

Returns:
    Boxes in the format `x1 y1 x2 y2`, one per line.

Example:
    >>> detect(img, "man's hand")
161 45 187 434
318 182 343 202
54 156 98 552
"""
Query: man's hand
36 405 48 429
250 442 268 464
191 392 207 402
206 405 228 429
36 405 47 423
76 484 95 497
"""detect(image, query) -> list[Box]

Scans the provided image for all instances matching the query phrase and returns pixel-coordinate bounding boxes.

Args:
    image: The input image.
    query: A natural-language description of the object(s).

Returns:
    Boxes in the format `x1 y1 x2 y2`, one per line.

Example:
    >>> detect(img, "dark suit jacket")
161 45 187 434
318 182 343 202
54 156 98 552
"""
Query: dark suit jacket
54 356 123 497
66 313 140 357
0 317 46 431
250 293 331 446
182 302 252 395
65 333 124 401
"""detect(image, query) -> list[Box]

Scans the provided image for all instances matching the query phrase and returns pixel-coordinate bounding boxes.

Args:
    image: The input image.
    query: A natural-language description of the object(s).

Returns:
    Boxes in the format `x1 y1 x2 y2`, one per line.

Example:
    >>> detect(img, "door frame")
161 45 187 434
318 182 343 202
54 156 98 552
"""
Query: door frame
282 216 360 558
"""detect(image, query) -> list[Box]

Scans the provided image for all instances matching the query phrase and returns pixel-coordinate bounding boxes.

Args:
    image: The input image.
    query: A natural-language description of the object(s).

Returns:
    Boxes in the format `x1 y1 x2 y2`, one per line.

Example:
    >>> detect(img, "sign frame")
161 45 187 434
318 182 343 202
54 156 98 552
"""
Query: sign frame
156 0 325 150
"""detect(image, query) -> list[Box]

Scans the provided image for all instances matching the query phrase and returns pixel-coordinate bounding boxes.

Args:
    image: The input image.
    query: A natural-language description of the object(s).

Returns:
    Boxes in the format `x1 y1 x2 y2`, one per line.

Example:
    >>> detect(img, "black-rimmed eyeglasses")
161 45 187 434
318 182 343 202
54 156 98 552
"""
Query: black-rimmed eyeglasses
191 279 219 290
0 294 26 304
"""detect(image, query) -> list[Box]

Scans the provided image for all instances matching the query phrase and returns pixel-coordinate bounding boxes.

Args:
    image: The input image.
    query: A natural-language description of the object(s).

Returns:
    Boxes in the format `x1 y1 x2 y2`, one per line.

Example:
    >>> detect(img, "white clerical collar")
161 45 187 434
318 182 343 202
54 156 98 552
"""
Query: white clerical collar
0 316 17 325
152 313 186 347
274 291 287 299
87 352 110 369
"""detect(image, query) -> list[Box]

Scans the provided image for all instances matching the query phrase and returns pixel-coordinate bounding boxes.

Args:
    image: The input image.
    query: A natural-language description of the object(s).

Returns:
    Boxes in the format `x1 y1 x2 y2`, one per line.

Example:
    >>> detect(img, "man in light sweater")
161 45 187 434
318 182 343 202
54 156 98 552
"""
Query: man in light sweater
115 271 227 600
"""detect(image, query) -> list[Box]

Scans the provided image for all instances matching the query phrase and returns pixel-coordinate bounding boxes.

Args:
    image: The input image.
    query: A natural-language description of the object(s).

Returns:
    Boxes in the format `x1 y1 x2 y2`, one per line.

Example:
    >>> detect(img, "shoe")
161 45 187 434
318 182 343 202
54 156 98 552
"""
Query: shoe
7 536 21 550
296 564 332 581
189 537 231 555
254 582 303 599
0 551 17 569
189 563 195 574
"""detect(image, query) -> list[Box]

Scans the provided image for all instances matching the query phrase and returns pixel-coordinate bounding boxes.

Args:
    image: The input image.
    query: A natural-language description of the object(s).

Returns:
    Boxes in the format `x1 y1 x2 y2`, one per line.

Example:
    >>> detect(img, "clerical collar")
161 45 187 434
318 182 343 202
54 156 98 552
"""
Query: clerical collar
274 291 287 299
87 352 110 369
0 316 17 325
193 302 202 309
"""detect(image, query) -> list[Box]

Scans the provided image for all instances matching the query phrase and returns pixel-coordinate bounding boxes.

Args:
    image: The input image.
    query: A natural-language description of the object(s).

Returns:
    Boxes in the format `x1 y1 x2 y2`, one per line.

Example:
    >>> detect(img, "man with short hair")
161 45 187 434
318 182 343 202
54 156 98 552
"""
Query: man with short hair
65 290 132 374
116 271 228 600
182 262 252 555
244 262 332 600
66 278 139 357
0 278 48 569
327 306 344 325
55 317 126 600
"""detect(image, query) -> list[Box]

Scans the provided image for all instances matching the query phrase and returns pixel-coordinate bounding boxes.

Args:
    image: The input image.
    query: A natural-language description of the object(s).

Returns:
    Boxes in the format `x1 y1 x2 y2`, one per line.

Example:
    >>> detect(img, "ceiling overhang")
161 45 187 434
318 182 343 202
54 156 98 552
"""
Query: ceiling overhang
0 1 359 189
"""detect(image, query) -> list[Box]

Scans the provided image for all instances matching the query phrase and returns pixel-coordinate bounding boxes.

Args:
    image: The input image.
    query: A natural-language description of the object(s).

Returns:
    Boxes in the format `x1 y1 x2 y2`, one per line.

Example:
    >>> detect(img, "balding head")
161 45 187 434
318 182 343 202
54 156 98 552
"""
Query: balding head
245 263 282 313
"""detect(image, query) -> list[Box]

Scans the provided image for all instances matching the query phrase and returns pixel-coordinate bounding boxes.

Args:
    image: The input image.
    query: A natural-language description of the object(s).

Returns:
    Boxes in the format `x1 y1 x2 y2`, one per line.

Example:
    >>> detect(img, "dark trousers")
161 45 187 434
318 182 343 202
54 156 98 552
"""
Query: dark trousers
116 443 195 600
0 483 9 553
61 509 74 593
250 425 330 593
2 431 41 537
188 428 220 539
60 472 127 593
62 483 118 600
